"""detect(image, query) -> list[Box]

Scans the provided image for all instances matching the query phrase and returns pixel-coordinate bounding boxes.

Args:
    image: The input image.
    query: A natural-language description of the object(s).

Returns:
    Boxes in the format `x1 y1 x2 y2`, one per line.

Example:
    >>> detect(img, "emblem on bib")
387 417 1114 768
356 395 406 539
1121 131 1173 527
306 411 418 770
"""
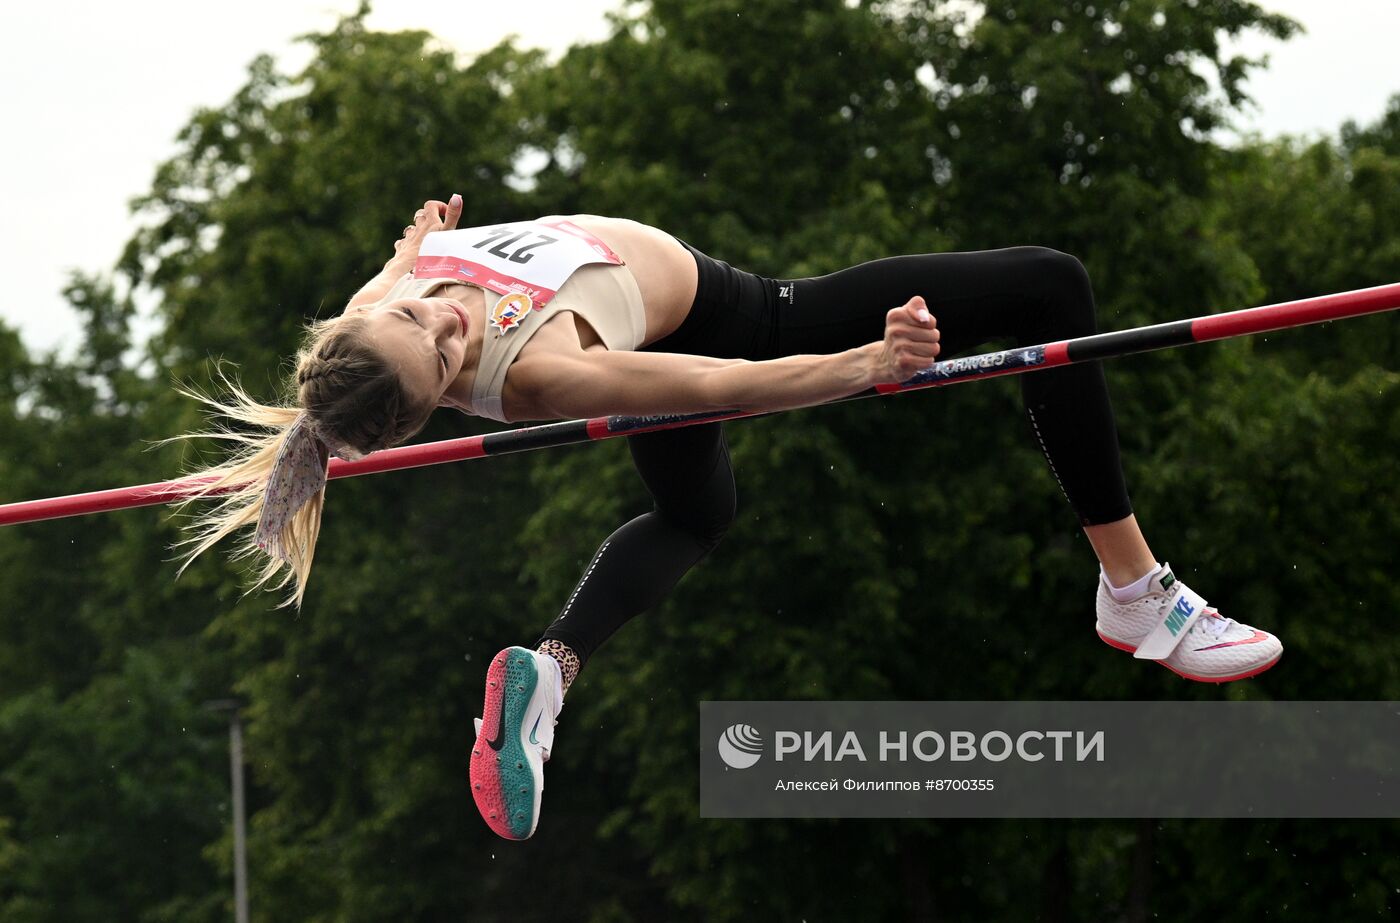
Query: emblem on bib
490 292 535 334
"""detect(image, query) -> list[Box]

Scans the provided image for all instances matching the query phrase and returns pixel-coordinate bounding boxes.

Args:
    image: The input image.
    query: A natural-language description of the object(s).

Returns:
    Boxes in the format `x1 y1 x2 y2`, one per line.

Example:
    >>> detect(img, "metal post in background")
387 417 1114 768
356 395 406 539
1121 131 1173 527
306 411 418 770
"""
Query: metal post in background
204 699 249 923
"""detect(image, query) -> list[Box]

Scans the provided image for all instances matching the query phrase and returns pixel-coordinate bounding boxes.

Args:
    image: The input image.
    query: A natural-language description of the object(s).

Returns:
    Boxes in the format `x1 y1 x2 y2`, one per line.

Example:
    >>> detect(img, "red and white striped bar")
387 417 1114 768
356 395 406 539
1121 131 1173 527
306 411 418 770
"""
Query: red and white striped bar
3 280 1398 528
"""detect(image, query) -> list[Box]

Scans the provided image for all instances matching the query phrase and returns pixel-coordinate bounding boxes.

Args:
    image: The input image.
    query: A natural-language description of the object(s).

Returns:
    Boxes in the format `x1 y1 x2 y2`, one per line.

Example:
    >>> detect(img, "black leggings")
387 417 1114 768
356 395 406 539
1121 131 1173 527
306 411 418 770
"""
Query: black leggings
536 241 1132 666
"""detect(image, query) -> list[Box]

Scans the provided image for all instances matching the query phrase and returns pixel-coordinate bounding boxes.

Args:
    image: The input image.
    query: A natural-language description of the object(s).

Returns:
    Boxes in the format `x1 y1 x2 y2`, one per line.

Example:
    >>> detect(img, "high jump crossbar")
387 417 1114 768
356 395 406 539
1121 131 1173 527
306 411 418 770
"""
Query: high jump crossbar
2 281 1398 528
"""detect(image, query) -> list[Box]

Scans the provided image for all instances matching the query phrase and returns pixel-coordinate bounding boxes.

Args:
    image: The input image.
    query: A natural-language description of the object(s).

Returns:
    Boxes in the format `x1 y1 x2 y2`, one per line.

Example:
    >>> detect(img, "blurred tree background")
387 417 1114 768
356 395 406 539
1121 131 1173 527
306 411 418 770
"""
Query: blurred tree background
2 0 1398 919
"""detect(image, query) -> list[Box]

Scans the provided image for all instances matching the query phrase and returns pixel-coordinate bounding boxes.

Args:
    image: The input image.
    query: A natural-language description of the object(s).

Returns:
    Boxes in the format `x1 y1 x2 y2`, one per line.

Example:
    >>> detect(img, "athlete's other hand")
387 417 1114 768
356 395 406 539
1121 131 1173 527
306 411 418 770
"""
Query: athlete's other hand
390 193 464 266
877 296 941 382
347 194 465 313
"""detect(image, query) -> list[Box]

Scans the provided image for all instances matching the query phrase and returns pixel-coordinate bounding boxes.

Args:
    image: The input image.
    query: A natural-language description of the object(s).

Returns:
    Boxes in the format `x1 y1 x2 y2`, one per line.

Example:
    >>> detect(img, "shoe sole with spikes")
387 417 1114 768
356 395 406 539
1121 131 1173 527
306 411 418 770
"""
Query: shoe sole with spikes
470 646 553 840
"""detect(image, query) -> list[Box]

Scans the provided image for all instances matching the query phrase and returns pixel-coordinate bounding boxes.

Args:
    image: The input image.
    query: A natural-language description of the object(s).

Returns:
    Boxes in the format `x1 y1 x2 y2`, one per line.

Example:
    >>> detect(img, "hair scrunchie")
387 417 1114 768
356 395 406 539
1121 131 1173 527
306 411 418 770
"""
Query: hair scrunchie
254 412 365 562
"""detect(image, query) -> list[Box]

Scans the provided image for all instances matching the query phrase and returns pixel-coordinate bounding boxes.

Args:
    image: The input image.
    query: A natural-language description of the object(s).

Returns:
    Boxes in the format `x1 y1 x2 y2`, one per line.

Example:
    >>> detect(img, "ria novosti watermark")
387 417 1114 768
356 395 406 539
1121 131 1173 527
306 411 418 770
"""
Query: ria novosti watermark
718 723 1104 769
700 701 1400 818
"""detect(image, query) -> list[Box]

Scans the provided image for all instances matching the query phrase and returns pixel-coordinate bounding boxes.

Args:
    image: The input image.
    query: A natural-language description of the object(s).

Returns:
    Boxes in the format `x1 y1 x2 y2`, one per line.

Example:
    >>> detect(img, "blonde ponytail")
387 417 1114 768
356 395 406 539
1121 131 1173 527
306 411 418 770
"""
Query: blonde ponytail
160 313 433 609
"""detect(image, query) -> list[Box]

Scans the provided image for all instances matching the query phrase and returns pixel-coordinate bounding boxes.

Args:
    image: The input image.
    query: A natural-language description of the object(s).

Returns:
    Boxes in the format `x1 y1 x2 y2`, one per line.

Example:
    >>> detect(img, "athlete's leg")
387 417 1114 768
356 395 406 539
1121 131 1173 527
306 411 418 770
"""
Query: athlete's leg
763 244 1279 680
475 424 734 840
533 422 735 688
475 425 734 839
768 245 1133 530
1083 517 1157 589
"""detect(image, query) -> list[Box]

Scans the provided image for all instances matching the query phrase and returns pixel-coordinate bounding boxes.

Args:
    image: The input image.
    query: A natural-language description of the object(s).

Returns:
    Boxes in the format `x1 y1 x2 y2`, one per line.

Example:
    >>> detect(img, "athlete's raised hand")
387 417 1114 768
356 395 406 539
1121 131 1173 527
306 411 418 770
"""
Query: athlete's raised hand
391 193 464 266
876 296 941 382
346 194 464 313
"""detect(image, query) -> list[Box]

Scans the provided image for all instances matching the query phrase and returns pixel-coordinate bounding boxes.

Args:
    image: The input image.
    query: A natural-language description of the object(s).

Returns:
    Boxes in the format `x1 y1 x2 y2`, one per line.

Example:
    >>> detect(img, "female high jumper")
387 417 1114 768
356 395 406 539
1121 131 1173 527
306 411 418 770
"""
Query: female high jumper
171 195 1282 841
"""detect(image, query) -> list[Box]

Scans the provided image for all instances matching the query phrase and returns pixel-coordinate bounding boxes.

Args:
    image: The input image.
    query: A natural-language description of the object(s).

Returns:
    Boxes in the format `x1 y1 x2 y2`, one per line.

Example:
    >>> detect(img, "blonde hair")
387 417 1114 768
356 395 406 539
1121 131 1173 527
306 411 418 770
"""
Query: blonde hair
160 313 434 608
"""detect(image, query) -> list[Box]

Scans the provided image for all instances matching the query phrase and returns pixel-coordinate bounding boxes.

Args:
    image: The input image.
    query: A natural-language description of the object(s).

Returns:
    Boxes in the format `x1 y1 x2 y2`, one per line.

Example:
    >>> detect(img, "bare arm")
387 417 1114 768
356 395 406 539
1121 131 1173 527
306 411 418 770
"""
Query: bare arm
516 297 941 419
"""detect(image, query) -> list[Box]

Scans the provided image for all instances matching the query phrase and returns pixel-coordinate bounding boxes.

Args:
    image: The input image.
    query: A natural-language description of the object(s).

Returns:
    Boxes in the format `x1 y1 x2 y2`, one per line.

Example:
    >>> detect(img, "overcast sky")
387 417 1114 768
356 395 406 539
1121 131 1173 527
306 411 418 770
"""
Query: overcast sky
2 0 1396 359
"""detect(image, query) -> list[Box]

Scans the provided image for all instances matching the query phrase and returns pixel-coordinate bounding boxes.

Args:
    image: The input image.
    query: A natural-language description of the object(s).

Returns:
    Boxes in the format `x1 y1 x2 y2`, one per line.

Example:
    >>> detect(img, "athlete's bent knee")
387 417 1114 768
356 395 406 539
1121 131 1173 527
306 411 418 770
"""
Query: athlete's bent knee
666 485 735 555
693 494 736 554
1021 247 1097 339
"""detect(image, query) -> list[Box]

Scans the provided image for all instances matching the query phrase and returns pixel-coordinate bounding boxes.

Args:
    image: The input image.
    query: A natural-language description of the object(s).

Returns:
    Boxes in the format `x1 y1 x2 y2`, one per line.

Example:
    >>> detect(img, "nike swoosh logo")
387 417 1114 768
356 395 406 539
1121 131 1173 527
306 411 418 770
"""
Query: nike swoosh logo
1194 629 1270 652
486 691 508 752
529 712 543 745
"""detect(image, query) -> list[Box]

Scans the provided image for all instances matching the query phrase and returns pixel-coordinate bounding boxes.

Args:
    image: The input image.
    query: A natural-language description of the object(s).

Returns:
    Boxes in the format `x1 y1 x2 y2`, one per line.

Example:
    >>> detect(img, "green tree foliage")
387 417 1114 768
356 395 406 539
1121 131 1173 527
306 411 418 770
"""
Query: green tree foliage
1343 91 1400 157
0 650 225 923
1212 95 1400 375
1 1 1397 919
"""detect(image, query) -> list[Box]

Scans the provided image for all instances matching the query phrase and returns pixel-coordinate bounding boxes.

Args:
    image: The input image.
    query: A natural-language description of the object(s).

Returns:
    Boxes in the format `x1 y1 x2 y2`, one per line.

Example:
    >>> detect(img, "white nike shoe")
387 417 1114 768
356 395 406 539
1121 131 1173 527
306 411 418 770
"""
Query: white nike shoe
469 646 564 840
1095 563 1283 683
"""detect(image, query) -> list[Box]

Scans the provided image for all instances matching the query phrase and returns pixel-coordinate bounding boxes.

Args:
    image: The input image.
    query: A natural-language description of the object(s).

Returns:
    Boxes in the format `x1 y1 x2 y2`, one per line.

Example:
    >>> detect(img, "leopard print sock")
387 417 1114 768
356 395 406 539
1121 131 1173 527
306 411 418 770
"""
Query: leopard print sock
535 639 580 695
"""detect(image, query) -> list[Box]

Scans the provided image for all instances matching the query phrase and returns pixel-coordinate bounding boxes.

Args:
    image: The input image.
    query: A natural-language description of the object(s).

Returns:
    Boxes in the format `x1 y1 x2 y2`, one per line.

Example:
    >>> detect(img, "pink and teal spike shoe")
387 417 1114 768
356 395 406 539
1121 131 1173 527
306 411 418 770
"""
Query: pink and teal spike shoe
470 646 564 840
